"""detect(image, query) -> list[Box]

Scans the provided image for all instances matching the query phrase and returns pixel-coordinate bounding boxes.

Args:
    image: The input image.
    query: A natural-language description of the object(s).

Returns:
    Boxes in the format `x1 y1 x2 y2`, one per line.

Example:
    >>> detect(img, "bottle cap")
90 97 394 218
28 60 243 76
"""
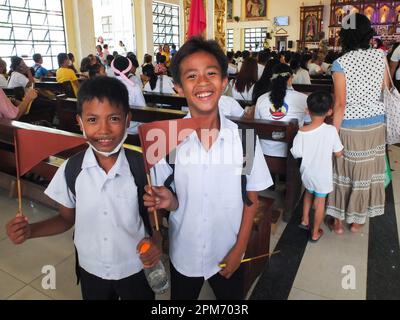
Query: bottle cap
139 242 151 254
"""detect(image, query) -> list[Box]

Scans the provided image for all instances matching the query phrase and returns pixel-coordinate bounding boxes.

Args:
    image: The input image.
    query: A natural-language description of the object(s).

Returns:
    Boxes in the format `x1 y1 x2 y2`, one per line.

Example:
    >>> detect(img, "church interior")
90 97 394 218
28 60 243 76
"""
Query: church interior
0 0 400 301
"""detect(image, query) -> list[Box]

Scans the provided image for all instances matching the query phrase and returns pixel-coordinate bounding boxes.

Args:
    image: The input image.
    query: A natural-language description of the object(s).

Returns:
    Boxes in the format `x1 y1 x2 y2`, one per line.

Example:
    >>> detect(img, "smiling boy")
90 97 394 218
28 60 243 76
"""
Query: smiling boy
6 77 168 300
144 37 273 300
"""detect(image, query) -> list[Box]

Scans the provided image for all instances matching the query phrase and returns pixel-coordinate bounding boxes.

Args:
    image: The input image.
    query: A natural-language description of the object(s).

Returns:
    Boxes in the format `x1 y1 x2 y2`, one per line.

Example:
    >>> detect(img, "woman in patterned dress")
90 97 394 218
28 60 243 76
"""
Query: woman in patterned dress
326 13 390 234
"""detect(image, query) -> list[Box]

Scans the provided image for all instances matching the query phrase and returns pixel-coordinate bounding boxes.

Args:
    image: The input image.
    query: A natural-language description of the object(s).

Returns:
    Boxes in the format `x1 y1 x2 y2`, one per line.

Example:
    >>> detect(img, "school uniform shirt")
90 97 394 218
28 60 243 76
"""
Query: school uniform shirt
290 123 343 194
44 148 146 280
56 67 79 96
257 63 265 80
115 75 146 107
129 74 143 88
230 80 254 101
307 63 322 76
254 88 308 157
293 68 311 85
219 95 245 117
0 74 7 87
390 45 400 80
143 75 176 94
152 110 273 279
227 63 238 75
106 66 115 78
7 71 29 89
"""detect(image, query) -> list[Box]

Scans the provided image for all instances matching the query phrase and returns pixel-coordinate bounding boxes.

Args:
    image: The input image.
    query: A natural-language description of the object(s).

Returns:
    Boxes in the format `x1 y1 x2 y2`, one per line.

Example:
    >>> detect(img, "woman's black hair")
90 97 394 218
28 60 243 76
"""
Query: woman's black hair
127 55 139 69
113 55 130 75
80 57 91 72
77 76 129 115
10 56 22 72
339 13 374 52
170 37 228 86
234 57 258 93
143 64 158 90
252 58 280 102
269 63 293 109
301 54 312 71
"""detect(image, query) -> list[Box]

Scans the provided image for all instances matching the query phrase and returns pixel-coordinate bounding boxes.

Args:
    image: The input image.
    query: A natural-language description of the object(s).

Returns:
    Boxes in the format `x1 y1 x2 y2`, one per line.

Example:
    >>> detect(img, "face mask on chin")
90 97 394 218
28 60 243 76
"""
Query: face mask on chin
78 117 129 158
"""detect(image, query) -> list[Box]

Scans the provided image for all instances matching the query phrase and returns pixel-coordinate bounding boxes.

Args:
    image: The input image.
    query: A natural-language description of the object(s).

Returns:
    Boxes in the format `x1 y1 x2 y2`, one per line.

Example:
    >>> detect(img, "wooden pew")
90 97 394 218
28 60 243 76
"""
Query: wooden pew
293 83 333 94
35 81 76 98
311 78 333 85
41 77 57 82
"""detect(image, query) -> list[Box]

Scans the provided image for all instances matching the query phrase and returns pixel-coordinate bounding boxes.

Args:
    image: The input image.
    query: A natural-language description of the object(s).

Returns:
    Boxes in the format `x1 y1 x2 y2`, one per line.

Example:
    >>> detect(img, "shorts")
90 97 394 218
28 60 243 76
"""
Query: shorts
306 189 328 198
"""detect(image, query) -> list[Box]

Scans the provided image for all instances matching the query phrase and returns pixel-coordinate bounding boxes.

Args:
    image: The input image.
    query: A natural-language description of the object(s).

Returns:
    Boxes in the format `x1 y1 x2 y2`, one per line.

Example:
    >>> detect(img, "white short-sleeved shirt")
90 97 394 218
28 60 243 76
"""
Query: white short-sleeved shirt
129 74 143 88
293 68 311 85
308 63 322 76
227 63 238 75
0 74 8 87
219 95 245 117
257 64 265 80
230 80 254 101
44 148 146 280
390 45 400 80
151 111 273 279
254 88 308 157
143 75 175 94
290 123 343 194
115 76 146 107
7 72 29 89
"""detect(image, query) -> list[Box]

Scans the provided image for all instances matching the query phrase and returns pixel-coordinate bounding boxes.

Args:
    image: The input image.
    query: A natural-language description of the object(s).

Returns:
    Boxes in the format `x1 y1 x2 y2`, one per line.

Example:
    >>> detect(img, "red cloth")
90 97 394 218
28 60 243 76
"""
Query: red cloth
14 127 86 176
188 0 206 38
138 118 205 173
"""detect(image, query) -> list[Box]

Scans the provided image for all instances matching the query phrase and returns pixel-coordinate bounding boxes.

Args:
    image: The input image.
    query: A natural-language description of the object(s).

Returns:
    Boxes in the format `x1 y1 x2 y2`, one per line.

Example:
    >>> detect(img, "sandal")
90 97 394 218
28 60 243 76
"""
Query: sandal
309 229 324 243
350 223 363 233
298 222 310 230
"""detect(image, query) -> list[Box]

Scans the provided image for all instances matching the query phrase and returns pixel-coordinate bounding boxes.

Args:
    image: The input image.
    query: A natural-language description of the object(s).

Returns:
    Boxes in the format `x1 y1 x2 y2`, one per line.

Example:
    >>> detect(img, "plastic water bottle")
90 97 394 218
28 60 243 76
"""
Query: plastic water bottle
139 242 169 295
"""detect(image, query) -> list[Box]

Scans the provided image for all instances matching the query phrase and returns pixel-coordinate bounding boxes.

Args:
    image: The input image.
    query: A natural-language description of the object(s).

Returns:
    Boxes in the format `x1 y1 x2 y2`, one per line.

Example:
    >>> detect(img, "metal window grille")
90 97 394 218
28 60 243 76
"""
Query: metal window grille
152 1 179 55
0 0 67 70
227 29 233 52
244 28 267 52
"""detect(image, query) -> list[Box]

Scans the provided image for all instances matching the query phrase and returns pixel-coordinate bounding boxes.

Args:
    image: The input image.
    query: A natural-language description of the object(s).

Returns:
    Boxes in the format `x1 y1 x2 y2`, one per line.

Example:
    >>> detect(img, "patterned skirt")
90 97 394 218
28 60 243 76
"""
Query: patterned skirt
326 123 386 224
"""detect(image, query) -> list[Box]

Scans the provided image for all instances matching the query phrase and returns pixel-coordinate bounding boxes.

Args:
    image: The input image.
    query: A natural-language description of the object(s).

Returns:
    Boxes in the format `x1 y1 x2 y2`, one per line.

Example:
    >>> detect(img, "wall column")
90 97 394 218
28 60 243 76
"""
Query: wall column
63 0 95 64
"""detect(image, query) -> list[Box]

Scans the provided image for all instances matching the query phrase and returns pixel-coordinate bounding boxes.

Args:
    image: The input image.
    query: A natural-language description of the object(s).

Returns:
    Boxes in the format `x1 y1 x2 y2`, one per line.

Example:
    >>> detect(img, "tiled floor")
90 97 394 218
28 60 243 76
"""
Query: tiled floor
1 146 399 300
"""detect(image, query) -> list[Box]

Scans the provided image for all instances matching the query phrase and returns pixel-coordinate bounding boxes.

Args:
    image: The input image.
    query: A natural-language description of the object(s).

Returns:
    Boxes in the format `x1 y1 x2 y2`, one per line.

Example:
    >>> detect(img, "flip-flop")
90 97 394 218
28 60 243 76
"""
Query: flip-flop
298 223 310 231
309 229 324 243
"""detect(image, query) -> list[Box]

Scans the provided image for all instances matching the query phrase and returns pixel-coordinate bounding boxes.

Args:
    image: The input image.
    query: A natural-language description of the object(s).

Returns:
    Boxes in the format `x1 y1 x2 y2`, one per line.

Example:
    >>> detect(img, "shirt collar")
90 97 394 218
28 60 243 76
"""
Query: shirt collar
82 148 130 178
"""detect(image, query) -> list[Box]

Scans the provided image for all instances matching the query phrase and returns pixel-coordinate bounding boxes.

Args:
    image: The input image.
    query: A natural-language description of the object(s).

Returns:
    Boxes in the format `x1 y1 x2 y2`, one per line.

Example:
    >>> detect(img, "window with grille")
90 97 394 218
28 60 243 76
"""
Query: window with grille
0 0 67 70
152 1 179 55
244 28 267 52
101 16 112 34
227 29 234 52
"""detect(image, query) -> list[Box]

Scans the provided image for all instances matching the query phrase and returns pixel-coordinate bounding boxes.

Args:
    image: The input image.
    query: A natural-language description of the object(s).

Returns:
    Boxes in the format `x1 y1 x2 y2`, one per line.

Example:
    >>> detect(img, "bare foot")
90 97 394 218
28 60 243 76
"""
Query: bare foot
350 223 364 233
326 218 344 235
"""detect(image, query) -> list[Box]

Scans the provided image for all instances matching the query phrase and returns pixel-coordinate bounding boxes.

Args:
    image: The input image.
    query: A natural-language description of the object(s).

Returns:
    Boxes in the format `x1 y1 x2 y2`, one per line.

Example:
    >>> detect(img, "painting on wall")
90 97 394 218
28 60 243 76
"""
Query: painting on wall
227 0 233 21
243 0 267 21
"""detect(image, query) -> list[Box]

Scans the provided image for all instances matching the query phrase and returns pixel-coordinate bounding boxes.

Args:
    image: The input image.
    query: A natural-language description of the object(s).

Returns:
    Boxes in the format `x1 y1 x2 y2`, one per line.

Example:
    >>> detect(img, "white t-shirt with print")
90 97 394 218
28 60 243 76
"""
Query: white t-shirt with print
7 72 29 89
254 88 308 157
290 123 343 194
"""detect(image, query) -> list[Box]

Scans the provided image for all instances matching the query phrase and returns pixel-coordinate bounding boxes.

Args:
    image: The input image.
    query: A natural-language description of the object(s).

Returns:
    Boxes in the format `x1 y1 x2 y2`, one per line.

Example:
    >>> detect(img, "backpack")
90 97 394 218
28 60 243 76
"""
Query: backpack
64 148 151 284
164 123 257 207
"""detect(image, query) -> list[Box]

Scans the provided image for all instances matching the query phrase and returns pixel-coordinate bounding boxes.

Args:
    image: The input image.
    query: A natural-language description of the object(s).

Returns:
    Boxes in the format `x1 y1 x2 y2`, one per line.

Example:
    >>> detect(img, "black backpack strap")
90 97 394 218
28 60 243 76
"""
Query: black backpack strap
163 150 176 195
64 150 86 197
124 149 153 237
64 150 86 285
237 123 257 207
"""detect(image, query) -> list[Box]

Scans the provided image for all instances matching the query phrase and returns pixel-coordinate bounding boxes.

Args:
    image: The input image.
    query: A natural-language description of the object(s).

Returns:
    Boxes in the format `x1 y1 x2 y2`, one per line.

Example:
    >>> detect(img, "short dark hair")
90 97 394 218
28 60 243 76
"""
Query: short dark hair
307 91 333 116
103 44 108 49
32 53 42 63
57 53 69 67
339 13 374 52
113 56 130 74
170 37 228 85
77 77 130 115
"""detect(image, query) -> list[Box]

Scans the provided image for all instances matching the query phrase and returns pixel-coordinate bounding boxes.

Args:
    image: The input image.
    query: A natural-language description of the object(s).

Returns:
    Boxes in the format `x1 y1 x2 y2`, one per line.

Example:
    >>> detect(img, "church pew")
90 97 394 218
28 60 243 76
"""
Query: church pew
311 78 333 85
0 118 274 297
293 83 333 93
35 81 76 98
41 77 57 82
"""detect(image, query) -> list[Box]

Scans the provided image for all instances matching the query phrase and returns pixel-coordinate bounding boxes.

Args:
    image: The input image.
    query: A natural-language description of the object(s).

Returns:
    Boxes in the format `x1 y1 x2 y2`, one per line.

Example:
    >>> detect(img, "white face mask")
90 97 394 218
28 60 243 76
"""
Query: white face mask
79 117 129 158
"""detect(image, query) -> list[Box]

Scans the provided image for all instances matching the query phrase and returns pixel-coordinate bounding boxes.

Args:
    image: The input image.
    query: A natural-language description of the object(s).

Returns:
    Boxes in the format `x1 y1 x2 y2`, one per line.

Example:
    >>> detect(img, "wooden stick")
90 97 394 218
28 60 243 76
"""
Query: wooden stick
219 250 281 269
13 131 23 217
146 174 160 231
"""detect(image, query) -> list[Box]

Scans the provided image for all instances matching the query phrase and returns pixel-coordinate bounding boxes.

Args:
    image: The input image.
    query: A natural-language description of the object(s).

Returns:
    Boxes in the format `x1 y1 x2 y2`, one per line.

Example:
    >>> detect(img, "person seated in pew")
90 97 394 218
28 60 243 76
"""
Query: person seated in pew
227 51 238 76
252 58 280 102
105 55 115 78
0 87 37 120
143 64 175 95
79 57 91 79
6 77 164 300
229 57 257 101
32 53 50 80
0 57 8 87
88 64 106 78
112 55 146 107
127 54 142 88
7 56 35 89
218 95 245 117
56 53 79 97
68 53 79 75
291 57 311 85
254 63 309 157
143 37 273 300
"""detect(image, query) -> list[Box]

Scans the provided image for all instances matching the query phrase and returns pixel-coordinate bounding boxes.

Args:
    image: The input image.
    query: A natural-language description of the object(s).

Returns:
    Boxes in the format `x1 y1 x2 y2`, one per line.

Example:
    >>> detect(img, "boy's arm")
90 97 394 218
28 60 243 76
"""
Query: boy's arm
29 204 75 239
219 191 258 279
334 149 344 158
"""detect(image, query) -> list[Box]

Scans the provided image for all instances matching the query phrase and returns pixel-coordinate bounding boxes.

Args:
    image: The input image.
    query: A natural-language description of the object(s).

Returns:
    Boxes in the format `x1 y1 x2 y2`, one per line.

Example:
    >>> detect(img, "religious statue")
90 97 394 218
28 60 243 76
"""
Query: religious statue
246 0 263 18
380 6 389 24
305 15 317 41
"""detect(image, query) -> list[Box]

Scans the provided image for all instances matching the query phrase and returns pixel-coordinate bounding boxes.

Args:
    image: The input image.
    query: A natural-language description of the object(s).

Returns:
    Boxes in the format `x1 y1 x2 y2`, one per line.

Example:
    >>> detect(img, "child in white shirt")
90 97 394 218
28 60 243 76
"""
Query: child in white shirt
291 91 343 242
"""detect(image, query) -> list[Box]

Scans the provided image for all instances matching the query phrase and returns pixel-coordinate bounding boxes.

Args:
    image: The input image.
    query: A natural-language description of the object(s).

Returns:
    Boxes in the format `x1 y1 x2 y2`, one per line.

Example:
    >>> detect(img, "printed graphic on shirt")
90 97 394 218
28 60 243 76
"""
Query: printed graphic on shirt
270 102 289 120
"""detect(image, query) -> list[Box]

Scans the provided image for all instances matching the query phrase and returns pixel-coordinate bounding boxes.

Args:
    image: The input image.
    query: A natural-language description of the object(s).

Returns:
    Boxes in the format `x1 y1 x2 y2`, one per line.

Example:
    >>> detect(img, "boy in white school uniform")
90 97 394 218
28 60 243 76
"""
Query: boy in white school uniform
291 91 344 242
6 77 170 300
143 37 273 300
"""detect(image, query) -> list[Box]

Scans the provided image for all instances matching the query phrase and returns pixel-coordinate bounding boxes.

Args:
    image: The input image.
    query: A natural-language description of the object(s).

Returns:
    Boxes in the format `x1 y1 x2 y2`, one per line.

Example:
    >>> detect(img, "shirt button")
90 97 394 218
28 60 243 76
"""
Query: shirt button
104 211 108 216
104 238 108 242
